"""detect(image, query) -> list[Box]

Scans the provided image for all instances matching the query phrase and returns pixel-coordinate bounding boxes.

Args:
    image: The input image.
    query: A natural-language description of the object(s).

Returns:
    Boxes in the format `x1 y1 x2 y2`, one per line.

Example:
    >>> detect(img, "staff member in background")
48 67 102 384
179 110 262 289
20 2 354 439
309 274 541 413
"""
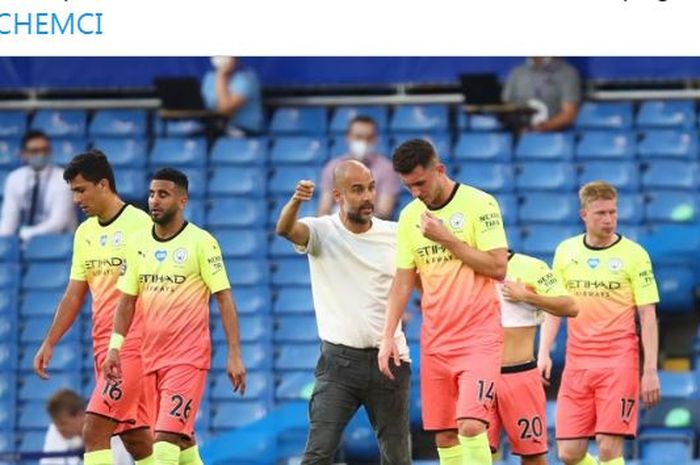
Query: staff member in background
0 130 76 243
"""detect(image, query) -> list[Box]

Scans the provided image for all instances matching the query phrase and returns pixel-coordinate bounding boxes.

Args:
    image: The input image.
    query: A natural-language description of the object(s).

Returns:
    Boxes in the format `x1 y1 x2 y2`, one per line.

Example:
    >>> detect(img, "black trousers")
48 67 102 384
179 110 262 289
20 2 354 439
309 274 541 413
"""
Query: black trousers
301 341 412 465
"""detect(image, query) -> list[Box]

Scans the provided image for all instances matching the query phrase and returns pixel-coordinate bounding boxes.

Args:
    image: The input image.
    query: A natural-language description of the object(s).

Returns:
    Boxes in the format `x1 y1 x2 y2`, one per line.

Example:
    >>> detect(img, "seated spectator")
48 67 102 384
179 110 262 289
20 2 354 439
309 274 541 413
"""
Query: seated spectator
201 56 264 134
317 116 399 219
0 130 76 243
502 57 581 132
42 389 132 465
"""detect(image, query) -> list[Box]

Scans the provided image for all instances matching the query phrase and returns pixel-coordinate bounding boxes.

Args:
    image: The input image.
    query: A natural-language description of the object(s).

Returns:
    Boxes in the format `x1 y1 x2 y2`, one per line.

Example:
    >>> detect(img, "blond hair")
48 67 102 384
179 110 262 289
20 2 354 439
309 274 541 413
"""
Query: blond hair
579 181 617 209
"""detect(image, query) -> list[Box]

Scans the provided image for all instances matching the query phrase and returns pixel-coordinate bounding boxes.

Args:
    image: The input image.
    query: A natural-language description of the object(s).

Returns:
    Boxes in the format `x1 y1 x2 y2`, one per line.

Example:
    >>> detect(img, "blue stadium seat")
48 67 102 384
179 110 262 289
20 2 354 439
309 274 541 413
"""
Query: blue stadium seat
20 316 77 344
495 194 517 226
0 343 17 371
211 371 271 401
150 138 206 167
453 163 514 193
505 226 523 251
575 102 633 130
637 100 696 129
575 131 636 160
276 371 315 400
270 107 327 135
149 167 205 198
329 136 391 158
0 111 27 137
344 407 380 461
515 133 574 160
638 428 695 461
616 194 645 225
51 138 89 166
32 110 86 137
641 161 699 190
25 234 73 261
222 259 269 287
0 138 21 170
0 291 12 313
19 373 81 401
518 193 579 224
211 343 271 371
113 169 147 201
213 229 268 258
655 266 696 313
89 110 147 137
270 137 329 164
212 315 269 343
211 401 268 430
0 236 20 262
271 258 311 286
521 225 579 257
90 138 147 168
270 235 301 257
468 113 502 131
274 316 318 343
18 401 51 430
231 286 270 315
658 371 698 398
22 263 70 291
393 133 451 158
330 106 389 134
390 105 448 133
195 399 210 433
275 343 320 371
210 137 267 166
268 167 319 196
19 344 80 372
18 430 46 453
184 199 205 226
638 129 698 159
208 167 266 196
268 195 318 226
0 263 18 290
453 132 512 162
404 316 421 343
0 314 15 345
645 191 697 223
206 198 267 228
20 291 61 317
577 161 640 192
273 287 314 314
515 162 576 191
162 119 205 137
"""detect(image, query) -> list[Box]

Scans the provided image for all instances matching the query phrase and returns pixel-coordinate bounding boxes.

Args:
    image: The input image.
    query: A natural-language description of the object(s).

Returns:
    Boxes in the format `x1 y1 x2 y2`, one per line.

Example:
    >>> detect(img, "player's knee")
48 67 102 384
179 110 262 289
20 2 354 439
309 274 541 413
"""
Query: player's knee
82 414 112 451
557 446 585 465
596 438 623 462
434 430 459 448
121 430 153 460
521 454 547 465
457 419 486 438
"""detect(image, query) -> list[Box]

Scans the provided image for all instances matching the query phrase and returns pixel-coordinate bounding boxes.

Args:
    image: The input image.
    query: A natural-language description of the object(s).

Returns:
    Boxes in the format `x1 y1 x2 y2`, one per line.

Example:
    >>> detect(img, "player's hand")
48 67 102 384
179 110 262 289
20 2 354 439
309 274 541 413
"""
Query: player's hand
537 354 552 387
641 370 660 409
227 353 247 396
33 341 53 380
501 280 529 303
419 211 453 245
102 349 122 383
378 337 401 380
292 180 315 203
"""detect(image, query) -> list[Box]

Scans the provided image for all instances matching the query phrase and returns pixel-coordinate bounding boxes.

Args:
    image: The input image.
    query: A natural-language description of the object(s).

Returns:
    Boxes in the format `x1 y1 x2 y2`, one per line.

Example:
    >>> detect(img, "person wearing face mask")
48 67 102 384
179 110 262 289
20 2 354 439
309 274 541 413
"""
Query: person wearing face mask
502 57 581 132
0 129 77 243
200 56 264 135
318 116 400 219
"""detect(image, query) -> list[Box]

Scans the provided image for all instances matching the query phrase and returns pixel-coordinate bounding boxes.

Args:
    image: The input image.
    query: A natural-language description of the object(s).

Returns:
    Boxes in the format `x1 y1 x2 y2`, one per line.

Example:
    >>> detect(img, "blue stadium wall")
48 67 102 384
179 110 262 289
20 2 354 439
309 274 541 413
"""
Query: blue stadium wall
0 57 698 88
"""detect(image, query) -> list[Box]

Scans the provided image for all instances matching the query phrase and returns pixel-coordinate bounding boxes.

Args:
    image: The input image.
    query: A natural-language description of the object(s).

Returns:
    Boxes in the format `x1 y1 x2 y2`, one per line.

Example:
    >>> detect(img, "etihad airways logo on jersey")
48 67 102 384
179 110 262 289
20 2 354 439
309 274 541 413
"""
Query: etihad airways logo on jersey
84 257 124 270
139 273 187 293
567 280 622 290
415 244 455 264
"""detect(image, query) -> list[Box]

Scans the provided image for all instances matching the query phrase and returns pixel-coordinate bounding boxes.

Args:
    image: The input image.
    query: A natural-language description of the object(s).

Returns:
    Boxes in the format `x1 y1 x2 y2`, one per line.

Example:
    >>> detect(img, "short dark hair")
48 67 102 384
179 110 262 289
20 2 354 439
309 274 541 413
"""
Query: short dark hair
392 138 438 174
63 149 117 193
152 168 188 193
47 389 85 420
21 129 49 149
347 115 378 134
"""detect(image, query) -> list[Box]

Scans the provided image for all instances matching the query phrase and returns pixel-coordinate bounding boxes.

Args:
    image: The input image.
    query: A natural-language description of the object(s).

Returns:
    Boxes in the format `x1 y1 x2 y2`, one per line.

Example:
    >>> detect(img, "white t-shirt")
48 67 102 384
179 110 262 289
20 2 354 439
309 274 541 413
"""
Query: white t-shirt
41 423 133 465
296 214 410 361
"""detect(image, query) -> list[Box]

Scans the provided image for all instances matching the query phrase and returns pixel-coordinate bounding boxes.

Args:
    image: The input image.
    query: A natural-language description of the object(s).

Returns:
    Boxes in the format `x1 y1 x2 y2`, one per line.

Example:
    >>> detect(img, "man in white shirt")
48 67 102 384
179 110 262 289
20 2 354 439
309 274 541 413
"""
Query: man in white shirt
42 389 132 465
275 160 411 465
0 130 76 243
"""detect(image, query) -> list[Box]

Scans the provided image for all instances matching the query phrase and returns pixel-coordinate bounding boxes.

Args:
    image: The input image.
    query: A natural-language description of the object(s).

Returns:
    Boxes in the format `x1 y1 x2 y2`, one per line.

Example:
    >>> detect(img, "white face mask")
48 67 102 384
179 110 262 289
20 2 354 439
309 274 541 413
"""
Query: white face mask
211 56 233 69
349 140 374 161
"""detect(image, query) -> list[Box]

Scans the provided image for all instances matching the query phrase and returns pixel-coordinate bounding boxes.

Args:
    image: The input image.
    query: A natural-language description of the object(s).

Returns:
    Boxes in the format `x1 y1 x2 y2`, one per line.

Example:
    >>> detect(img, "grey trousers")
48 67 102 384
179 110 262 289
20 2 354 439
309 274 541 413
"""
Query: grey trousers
301 341 412 465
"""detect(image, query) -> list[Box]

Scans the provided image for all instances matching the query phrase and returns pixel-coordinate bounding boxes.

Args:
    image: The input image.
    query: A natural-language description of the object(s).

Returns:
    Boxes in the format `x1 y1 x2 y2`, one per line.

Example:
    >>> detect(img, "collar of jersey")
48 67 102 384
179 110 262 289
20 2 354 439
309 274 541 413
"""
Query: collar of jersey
98 203 129 227
582 233 622 251
426 182 460 211
151 221 189 243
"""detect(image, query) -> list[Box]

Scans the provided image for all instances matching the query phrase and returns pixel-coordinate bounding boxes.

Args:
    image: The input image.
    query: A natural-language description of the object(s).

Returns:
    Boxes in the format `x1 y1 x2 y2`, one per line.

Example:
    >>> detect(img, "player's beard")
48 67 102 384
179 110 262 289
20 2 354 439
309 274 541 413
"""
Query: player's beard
346 202 373 225
151 206 177 225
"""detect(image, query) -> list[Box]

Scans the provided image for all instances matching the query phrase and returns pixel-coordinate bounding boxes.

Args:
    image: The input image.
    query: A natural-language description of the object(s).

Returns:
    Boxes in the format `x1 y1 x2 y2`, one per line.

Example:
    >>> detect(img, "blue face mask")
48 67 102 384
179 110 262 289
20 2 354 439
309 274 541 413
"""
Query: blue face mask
26 155 50 171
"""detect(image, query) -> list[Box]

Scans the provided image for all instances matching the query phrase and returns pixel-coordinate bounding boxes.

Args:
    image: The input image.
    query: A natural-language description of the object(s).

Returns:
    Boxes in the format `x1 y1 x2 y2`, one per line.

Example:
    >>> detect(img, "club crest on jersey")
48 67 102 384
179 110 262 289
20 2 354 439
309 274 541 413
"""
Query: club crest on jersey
608 258 623 272
450 213 465 229
113 231 123 247
587 258 600 269
99 235 108 247
173 248 188 265
155 250 167 262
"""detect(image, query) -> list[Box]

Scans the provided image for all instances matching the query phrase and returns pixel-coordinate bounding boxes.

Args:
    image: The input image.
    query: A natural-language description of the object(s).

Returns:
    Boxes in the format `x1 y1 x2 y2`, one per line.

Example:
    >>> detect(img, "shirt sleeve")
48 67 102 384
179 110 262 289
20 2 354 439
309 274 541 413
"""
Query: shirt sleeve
230 72 257 99
294 216 323 256
198 232 231 294
530 259 568 297
630 246 660 306
117 241 141 296
68 226 86 281
395 211 415 269
473 195 508 252
0 170 22 236
559 65 582 104
551 243 566 285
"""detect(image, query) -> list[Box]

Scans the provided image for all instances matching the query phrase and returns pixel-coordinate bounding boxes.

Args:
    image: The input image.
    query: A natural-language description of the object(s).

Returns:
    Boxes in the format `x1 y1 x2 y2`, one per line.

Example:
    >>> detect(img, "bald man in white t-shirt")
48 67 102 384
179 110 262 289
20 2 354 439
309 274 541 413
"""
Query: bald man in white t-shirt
275 160 411 465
